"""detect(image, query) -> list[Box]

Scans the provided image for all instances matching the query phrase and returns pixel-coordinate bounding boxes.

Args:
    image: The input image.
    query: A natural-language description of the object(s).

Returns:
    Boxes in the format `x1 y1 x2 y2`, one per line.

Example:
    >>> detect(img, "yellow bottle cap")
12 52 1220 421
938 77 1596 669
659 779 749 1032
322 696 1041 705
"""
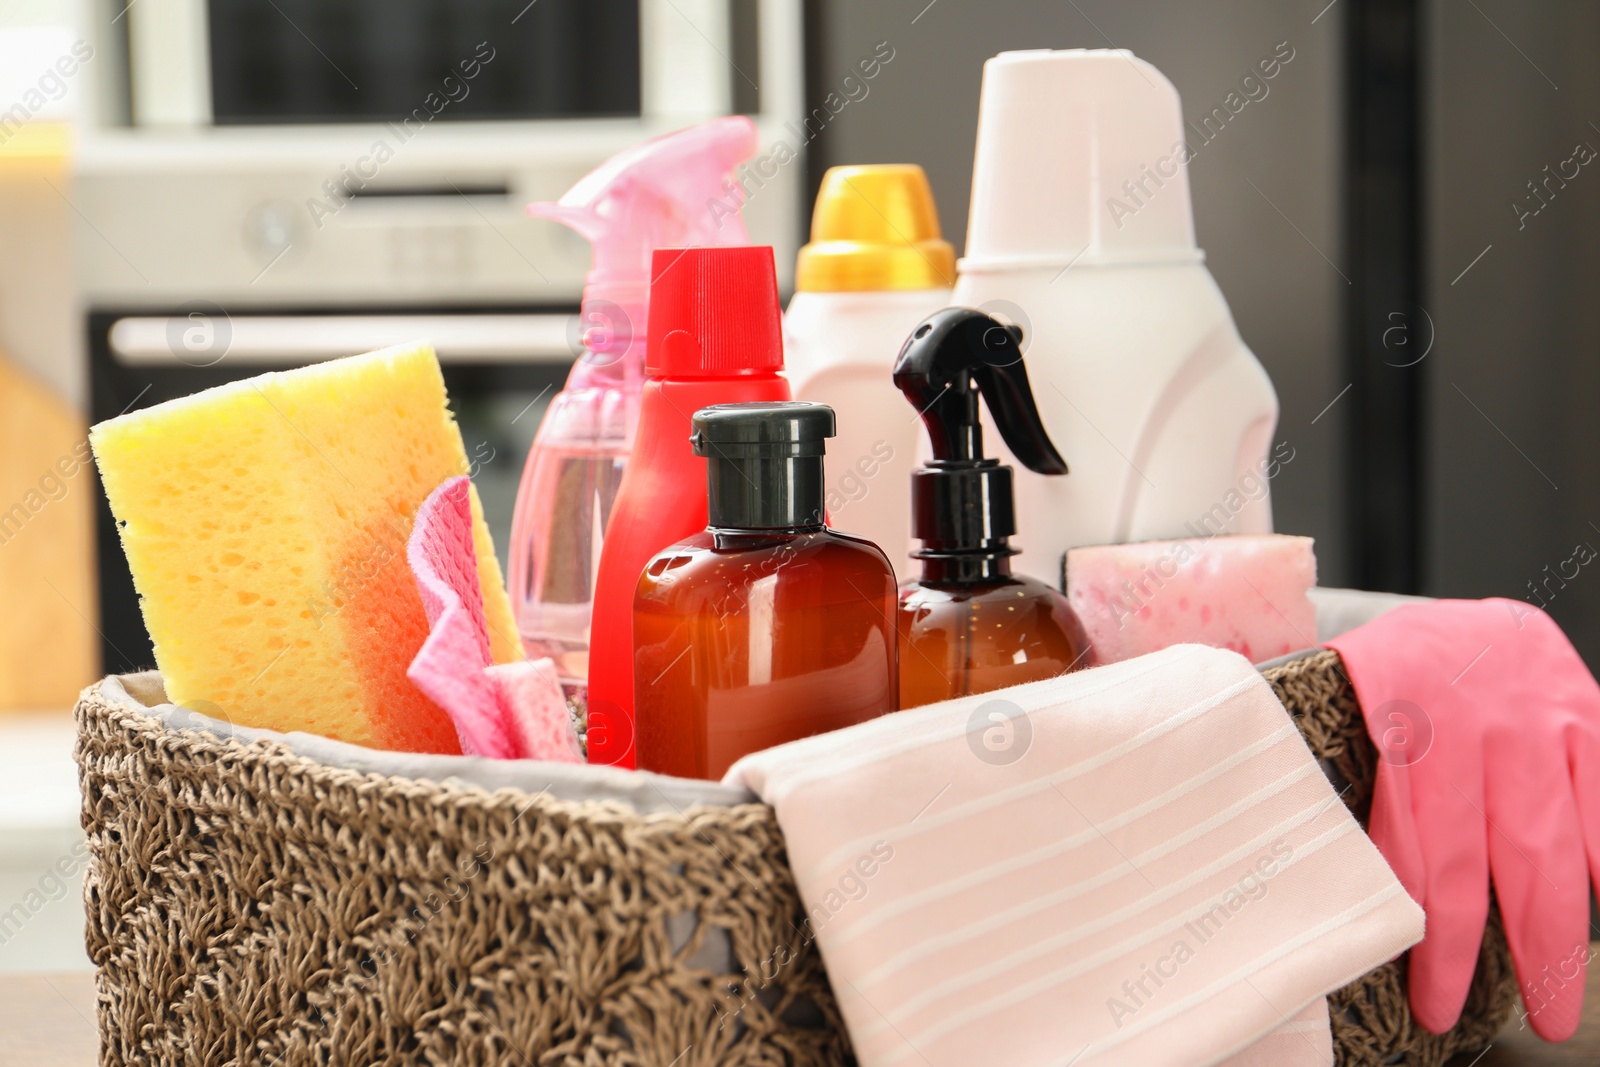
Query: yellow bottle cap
796 164 956 292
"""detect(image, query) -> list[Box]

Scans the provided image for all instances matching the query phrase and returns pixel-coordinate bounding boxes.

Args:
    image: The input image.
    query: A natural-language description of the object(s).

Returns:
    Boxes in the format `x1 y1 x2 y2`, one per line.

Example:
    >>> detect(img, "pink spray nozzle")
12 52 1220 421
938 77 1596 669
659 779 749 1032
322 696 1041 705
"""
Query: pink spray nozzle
529 115 760 370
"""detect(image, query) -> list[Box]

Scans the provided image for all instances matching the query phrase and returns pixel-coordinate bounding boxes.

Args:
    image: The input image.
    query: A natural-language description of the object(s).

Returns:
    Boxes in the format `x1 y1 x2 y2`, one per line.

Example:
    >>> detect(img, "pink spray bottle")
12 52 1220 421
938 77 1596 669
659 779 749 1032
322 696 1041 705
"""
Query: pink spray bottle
508 116 759 715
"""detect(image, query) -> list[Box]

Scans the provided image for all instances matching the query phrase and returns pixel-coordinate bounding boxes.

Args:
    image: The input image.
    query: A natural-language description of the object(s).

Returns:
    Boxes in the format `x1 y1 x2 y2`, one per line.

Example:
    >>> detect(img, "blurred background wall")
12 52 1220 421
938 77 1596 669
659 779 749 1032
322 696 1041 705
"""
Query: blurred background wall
1423 2 1600 667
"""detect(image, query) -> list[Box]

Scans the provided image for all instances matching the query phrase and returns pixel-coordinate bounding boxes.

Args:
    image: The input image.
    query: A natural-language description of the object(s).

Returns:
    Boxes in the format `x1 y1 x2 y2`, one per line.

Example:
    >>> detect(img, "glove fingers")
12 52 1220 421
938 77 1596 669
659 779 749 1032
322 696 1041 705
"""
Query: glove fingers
1573 728 1600 924
1366 743 1427 905
1405 880 1490 1033
1485 727 1591 1042
1406 766 1490 1034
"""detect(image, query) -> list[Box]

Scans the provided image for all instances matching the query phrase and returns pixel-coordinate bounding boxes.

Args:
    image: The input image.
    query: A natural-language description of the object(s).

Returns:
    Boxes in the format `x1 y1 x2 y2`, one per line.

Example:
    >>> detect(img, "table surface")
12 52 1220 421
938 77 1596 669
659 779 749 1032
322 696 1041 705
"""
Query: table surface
5 964 1597 1064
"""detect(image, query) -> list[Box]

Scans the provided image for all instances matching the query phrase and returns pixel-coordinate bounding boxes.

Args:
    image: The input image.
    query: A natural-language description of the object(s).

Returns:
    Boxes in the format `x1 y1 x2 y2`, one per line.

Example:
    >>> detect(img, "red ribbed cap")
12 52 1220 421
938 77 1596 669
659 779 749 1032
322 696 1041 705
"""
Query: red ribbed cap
645 246 785 378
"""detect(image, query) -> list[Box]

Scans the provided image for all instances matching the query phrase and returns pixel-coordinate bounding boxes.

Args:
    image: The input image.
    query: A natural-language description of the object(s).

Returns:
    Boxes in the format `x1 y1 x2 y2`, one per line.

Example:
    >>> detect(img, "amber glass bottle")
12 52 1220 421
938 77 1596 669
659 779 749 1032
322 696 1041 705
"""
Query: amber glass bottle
634 402 898 780
892 308 1093 708
899 562 1092 707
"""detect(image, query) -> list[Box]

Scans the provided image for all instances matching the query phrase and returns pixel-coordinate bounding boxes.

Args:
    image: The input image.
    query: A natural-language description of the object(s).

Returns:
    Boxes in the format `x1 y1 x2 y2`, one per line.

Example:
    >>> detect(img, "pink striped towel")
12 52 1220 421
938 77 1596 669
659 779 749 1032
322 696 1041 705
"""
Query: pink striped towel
725 644 1423 1066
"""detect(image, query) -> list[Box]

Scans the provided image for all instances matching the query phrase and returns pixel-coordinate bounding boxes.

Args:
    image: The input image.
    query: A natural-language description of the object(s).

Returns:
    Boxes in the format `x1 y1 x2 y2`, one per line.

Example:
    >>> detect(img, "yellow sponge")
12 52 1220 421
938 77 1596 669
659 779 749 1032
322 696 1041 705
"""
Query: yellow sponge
90 342 520 753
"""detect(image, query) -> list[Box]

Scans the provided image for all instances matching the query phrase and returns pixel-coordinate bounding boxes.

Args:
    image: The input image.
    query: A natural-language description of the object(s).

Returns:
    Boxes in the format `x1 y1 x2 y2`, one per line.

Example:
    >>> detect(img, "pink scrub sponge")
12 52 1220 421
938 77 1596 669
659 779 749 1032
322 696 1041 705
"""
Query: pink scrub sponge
1065 534 1318 664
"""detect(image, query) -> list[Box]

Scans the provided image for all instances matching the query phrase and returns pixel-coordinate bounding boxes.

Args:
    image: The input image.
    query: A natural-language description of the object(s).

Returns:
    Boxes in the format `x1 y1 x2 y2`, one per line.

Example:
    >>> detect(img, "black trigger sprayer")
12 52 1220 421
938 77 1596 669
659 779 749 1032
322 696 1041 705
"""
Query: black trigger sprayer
892 308 1092 705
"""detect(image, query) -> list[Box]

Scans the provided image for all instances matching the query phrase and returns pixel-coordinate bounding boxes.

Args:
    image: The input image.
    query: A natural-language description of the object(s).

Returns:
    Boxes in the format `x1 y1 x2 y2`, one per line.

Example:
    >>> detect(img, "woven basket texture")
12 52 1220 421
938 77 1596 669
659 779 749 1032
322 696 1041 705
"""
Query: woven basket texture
75 649 1515 1066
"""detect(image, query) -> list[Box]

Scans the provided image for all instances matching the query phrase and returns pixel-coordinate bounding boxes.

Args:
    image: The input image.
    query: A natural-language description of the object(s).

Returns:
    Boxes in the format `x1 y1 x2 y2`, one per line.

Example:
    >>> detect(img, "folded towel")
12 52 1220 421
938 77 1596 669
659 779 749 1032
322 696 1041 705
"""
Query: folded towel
1217 998 1331 1067
726 644 1423 1066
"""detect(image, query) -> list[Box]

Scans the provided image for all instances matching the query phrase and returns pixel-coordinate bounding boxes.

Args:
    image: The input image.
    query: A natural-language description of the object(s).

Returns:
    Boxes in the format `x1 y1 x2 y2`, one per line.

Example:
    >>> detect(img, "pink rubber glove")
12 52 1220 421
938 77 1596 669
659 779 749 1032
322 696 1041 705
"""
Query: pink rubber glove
1326 598 1600 1041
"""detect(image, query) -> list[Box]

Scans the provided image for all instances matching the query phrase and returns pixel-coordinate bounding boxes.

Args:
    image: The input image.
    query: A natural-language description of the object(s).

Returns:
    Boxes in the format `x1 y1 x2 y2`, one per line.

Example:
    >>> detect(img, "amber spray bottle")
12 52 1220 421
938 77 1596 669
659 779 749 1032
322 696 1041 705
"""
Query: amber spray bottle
633 402 899 780
894 308 1092 708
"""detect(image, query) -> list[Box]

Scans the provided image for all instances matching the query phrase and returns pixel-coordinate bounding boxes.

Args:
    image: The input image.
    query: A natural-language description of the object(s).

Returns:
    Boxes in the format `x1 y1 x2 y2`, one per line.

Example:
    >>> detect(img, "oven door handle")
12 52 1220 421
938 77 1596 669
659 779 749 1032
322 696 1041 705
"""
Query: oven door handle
108 313 577 366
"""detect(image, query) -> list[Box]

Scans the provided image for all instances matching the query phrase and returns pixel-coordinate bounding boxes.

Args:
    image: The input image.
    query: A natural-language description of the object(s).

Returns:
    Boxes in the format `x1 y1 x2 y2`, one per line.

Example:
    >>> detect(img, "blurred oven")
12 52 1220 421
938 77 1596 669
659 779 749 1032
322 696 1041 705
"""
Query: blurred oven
76 0 806 673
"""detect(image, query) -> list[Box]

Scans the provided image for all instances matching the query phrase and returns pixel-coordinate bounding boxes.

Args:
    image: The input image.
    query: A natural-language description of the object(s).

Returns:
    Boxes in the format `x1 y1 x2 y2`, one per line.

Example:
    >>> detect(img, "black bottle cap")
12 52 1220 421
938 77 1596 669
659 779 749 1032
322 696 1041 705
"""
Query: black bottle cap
893 308 1068 583
692 402 835 529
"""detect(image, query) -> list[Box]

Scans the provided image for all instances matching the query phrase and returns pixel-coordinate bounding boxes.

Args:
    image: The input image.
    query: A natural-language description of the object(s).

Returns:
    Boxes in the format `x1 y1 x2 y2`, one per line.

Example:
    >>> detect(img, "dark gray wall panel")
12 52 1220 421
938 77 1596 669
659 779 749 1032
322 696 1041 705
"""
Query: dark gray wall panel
1425 0 1600 664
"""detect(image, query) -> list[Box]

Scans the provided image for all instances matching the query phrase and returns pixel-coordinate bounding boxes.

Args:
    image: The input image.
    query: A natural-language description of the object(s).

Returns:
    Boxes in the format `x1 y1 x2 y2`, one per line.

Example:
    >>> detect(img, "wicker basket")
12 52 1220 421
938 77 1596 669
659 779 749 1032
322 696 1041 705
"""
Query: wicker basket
75 650 1516 1066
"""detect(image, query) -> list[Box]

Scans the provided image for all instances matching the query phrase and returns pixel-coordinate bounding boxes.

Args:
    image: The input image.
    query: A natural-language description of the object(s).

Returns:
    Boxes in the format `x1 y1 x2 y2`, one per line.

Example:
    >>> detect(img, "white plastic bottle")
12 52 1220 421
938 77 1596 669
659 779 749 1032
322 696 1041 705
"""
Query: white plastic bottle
952 49 1281 585
784 165 954 576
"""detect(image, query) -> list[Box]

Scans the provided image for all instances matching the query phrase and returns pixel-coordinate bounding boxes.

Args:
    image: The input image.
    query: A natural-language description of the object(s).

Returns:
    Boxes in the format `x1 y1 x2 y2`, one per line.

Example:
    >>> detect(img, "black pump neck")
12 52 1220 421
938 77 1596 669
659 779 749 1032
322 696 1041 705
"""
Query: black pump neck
692 402 835 530
918 550 1014 584
893 308 1068 585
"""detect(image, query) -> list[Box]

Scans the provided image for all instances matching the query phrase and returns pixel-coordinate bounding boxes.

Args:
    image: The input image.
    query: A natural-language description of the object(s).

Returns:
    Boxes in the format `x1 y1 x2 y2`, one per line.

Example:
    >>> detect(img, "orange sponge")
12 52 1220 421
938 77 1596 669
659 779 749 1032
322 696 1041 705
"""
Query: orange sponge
90 342 520 753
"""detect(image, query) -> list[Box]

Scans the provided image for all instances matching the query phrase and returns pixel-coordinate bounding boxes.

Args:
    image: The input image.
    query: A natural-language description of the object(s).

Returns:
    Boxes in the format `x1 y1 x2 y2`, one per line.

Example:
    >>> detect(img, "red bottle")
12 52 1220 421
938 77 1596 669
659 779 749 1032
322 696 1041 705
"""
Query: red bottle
584 246 791 767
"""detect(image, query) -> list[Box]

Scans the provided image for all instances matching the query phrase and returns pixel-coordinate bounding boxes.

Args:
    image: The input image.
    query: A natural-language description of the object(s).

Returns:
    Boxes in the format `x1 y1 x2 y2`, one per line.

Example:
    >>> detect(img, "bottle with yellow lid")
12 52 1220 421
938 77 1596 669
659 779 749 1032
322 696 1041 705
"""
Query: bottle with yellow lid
784 164 954 577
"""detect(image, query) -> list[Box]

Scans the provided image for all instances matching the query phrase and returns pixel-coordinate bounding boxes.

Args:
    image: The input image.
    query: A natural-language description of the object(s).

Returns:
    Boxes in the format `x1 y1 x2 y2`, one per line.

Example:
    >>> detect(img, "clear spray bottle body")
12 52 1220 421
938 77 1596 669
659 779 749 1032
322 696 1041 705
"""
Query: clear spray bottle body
505 115 760 711
507 334 637 700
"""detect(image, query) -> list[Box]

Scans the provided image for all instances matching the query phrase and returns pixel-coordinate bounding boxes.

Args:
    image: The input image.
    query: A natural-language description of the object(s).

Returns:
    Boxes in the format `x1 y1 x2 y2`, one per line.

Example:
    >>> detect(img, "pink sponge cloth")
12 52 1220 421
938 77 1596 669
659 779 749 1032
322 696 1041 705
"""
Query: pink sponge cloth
407 476 582 762
1065 534 1318 664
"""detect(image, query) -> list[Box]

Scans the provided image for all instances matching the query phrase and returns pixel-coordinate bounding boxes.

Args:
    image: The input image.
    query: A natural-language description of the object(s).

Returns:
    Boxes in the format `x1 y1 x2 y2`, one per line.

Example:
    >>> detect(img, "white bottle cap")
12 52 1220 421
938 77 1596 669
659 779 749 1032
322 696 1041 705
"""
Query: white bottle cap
961 49 1202 272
